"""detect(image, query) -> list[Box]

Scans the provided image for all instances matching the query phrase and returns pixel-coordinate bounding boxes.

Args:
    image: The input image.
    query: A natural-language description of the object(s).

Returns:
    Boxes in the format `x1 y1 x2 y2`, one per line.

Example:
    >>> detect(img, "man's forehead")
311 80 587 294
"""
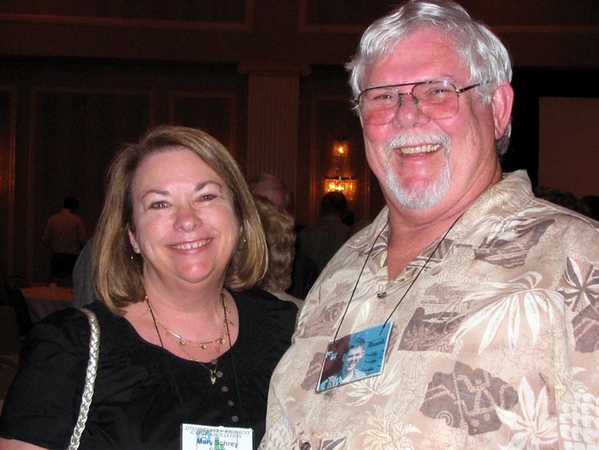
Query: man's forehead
363 29 468 89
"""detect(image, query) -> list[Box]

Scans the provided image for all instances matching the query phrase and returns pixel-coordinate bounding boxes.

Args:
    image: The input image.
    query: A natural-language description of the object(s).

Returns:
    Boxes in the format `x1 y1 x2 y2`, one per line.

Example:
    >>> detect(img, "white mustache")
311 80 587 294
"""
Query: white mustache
384 132 451 154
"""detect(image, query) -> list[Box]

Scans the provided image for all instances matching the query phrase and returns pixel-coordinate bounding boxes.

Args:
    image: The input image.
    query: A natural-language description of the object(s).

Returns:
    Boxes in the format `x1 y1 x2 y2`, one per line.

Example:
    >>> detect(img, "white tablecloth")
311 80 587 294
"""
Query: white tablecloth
22 286 74 323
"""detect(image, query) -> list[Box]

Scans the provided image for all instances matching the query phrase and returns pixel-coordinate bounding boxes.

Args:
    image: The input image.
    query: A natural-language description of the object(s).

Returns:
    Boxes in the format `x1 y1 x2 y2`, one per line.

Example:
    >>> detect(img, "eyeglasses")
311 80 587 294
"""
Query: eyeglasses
355 80 480 124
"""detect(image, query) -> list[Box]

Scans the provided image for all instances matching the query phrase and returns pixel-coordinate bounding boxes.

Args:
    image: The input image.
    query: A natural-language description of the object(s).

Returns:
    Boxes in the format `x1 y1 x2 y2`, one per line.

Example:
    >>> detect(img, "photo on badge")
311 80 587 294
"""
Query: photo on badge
316 322 393 392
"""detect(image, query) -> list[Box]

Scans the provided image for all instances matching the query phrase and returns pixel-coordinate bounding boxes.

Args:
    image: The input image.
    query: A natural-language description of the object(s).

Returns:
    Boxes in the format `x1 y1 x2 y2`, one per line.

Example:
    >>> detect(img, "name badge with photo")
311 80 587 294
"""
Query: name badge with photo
181 424 253 450
316 322 393 392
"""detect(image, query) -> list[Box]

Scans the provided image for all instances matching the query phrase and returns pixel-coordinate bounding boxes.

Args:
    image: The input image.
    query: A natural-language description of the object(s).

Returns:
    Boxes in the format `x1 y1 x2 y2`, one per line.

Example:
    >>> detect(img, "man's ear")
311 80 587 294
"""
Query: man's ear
491 82 514 140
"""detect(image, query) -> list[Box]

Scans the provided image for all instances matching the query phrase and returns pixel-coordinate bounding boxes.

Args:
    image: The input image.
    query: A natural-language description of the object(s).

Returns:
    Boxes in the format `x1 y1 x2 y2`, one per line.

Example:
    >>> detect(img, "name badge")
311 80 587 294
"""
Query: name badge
317 322 393 392
181 423 253 450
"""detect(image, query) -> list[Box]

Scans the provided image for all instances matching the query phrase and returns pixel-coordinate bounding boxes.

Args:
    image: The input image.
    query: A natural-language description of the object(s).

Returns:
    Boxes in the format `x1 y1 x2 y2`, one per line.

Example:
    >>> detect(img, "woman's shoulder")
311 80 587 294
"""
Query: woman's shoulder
41 300 117 328
233 288 298 337
31 302 97 342
35 301 132 352
233 288 298 315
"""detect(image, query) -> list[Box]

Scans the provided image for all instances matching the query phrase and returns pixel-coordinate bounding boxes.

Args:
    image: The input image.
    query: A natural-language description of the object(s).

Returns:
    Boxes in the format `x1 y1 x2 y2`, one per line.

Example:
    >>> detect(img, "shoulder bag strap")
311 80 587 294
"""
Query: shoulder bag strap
67 307 101 450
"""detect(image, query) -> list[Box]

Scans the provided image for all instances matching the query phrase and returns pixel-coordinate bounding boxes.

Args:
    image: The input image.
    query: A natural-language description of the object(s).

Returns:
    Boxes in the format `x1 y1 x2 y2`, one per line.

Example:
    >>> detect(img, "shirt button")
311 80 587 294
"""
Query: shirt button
221 386 229 393
227 399 235 406
231 415 239 423
300 443 311 450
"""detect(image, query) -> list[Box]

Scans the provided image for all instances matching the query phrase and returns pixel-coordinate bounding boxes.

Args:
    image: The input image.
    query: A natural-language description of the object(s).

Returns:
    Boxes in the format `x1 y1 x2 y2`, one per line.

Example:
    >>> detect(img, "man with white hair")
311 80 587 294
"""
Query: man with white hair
261 0 599 448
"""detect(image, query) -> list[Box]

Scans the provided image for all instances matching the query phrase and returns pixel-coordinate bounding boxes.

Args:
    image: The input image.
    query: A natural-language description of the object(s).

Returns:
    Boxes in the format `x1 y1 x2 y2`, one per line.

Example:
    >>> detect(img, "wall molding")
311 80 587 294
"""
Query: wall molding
0 0 254 31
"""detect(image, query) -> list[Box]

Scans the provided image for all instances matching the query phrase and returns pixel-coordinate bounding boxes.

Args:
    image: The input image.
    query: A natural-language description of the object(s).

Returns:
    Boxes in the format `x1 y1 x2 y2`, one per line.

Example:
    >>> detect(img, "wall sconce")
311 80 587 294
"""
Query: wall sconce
323 138 356 201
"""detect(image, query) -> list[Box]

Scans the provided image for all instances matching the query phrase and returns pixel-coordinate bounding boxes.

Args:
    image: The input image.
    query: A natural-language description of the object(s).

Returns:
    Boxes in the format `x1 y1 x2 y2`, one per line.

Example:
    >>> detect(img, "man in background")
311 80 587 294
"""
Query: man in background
42 195 87 282
296 192 351 275
248 172 294 213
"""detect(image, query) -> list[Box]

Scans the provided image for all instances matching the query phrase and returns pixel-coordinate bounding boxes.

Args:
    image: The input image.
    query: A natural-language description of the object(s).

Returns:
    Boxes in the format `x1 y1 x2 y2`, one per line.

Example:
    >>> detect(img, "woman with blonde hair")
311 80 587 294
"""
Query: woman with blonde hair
253 194 302 309
0 125 297 449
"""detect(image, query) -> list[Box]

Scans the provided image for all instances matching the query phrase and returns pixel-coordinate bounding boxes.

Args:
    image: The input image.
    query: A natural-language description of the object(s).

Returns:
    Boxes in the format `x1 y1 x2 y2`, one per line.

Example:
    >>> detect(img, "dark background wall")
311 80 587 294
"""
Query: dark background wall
0 0 597 283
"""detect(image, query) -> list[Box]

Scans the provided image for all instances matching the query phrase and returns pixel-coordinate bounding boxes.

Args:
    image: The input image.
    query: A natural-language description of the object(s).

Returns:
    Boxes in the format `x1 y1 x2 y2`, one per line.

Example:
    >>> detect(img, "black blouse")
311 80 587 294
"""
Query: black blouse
0 289 297 449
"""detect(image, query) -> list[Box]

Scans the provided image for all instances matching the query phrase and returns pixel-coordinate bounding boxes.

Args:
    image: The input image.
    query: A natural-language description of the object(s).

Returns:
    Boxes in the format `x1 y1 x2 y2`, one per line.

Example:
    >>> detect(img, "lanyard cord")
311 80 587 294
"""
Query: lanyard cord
381 215 460 329
332 223 387 342
148 304 190 423
332 215 462 341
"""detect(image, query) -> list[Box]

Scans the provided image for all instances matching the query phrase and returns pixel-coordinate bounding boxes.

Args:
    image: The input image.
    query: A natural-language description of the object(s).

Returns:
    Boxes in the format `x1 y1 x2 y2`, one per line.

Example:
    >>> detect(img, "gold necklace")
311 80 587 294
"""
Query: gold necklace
146 292 232 385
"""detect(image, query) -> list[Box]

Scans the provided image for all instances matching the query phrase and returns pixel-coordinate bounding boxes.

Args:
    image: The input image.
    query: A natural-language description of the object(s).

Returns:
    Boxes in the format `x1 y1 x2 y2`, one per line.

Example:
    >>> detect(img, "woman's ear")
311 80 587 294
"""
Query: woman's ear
128 228 140 253
491 82 514 140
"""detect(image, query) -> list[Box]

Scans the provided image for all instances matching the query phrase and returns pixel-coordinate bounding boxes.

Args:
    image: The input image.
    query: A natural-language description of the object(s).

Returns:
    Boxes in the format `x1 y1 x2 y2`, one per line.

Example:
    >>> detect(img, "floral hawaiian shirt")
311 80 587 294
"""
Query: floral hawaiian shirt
261 171 599 450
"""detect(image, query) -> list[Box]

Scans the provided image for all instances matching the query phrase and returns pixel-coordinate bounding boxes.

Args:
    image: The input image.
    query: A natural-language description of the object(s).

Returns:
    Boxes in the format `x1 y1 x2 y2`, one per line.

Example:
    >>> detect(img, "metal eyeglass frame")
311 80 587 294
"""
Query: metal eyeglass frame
354 80 481 111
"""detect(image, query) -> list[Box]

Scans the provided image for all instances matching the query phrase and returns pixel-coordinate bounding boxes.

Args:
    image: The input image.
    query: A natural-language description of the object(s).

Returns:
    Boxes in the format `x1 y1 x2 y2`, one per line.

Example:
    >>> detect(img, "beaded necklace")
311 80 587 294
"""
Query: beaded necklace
146 292 231 385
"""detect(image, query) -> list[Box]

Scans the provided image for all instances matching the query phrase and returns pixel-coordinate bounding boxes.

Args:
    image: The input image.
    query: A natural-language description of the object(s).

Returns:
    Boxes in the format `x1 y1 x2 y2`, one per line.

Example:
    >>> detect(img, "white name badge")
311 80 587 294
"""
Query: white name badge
181 424 253 450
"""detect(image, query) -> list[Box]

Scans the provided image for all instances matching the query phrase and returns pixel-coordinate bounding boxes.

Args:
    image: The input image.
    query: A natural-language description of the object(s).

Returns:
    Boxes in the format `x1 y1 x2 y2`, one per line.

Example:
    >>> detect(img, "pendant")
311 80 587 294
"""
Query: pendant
209 370 217 385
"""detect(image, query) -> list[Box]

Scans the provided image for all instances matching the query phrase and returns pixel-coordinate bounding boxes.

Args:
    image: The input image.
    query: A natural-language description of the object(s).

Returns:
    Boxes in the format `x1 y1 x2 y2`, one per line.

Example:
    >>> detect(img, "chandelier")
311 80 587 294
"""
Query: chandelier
323 138 356 201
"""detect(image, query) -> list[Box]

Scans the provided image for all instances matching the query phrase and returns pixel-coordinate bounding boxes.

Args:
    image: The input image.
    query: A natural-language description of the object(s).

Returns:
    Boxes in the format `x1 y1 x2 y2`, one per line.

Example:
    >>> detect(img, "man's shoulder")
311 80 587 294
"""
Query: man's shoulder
63 212 85 224
525 197 599 234
47 211 63 221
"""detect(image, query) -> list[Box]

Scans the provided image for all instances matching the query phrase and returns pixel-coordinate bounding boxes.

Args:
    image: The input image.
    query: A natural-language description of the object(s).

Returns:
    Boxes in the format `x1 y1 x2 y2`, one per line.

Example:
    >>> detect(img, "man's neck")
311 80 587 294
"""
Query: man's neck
384 168 502 279
385 215 460 279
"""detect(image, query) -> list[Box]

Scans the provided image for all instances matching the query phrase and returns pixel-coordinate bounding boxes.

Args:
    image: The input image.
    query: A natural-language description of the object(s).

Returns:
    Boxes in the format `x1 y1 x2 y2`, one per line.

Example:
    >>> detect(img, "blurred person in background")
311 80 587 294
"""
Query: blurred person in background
581 194 599 221
248 173 293 213
253 193 302 310
296 192 351 275
42 195 87 283
248 172 318 300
